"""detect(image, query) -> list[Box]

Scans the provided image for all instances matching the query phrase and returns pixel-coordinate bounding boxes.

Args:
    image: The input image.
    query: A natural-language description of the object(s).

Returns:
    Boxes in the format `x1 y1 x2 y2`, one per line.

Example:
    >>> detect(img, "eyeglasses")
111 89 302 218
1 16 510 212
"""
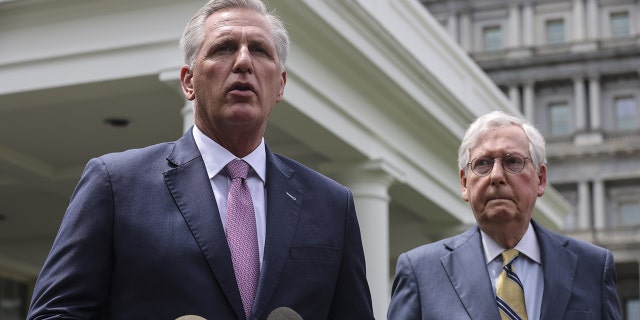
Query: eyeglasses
467 153 532 176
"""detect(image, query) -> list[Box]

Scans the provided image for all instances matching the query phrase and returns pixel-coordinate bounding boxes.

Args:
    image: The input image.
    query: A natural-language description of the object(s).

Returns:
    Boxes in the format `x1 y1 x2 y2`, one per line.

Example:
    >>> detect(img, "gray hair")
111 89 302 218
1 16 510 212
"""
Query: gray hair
179 0 289 72
457 111 546 171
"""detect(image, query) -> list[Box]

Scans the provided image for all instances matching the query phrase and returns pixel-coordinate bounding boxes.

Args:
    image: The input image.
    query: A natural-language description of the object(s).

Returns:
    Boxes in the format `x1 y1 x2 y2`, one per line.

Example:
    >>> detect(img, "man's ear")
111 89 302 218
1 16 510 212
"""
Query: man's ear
276 70 287 103
537 164 547 197
180 65 195 101
460 169 470 202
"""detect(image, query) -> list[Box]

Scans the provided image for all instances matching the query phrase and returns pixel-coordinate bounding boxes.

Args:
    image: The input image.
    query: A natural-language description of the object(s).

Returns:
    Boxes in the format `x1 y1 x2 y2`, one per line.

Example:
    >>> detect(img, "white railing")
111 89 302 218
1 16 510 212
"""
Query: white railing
564 225 640 248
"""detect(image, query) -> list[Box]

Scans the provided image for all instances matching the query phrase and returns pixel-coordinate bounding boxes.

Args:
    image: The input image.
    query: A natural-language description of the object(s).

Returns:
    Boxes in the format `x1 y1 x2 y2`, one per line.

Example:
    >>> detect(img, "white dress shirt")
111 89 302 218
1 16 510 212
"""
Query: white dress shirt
192 126 267 268
482 222 544 320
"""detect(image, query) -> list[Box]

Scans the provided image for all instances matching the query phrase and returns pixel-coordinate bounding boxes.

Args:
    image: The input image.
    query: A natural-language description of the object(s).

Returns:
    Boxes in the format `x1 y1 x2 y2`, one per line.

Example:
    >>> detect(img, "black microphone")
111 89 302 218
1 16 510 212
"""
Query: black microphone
266 307 303 320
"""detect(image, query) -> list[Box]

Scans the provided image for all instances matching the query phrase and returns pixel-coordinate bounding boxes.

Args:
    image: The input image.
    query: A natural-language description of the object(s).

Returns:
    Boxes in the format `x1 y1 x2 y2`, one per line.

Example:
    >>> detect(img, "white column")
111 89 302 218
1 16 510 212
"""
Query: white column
328 160 396 320
573 77 586 132
593 179 606 229
635 3 640 36
459 11 472 51
522 3 534 46
573 0 586 41
586 0 599 39
588 76 601 131
508 85 521 111
523 82 535 121
508 3 521 48
578 180 590 229
447 12 459 43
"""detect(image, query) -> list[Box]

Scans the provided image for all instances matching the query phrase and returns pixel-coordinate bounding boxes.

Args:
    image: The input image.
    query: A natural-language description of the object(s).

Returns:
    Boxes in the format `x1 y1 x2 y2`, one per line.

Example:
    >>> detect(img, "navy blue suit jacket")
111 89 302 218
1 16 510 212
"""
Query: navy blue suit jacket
388 220 621 320
28 128 373 320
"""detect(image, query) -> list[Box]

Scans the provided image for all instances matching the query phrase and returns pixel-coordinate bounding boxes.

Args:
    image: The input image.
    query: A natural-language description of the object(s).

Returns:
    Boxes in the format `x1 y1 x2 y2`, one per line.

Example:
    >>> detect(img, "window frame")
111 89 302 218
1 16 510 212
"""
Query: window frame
610 11 630 37
482 24 503 51
613 95 639 131
534 3 572 46
609 187 640 228
601 5 636 38
548 100 572 136
545 18 566 44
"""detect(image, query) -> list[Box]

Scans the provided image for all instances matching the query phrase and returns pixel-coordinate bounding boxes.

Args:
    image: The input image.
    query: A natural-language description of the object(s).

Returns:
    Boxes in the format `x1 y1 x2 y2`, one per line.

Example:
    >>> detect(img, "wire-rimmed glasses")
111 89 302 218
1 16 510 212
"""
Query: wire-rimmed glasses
467 153 532 176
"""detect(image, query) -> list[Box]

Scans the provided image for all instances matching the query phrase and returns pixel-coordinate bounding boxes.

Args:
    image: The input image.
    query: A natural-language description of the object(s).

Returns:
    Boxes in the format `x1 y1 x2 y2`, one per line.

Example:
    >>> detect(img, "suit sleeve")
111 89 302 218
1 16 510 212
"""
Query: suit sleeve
601 250 622 320
388 252 421 320
326 189 375 319
27 158 115 320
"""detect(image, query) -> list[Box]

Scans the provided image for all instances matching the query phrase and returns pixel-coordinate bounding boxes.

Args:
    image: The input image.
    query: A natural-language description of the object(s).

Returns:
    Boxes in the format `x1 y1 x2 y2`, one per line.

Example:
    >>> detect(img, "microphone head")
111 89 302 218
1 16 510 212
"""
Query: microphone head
267 307 303 320
175 316 207 320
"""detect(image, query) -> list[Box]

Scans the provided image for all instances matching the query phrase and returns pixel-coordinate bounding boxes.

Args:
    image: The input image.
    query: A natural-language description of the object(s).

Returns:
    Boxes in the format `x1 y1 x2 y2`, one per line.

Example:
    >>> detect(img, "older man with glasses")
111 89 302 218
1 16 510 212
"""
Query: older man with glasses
388 110 621 320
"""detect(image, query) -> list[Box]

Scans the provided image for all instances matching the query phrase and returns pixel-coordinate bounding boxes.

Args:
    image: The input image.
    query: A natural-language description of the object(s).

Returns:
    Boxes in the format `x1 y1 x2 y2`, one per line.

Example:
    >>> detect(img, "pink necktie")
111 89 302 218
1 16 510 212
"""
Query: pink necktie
225 159 260 319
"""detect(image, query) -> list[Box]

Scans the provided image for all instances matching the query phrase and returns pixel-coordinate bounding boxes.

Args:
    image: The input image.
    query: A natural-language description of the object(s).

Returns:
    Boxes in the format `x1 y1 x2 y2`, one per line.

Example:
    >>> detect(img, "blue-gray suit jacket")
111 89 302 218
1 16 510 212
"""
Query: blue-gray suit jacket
28 128 374 320
388 220 621 320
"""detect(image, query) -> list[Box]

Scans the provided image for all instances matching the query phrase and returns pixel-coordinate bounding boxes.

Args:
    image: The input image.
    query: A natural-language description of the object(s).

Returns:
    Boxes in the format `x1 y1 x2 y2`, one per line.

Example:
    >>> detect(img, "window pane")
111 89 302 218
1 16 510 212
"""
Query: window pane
615 96 638 131
620 202 640 226
546 19 565 44
627 299 640 320
549 102 571 135
0 277 28 320
483 25 502 51
611 12 630 37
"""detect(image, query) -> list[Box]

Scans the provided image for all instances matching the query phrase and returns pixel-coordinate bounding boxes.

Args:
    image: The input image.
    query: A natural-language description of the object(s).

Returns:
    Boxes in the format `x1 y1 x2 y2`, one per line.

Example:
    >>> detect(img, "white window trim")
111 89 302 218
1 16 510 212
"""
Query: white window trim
609 187 640 227
535 3 572 45
536 87 574 137
603 87 639 132
472 9 507 52
601 5 636 38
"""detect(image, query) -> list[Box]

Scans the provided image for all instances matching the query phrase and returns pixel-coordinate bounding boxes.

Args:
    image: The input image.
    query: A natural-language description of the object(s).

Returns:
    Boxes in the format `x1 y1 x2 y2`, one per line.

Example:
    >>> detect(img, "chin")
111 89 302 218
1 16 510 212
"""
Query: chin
481 209 519 222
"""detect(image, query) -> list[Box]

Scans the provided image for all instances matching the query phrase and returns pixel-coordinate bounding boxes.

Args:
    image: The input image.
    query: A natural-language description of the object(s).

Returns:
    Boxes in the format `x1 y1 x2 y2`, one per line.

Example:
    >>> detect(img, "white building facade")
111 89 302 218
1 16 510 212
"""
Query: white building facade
0 0 571 319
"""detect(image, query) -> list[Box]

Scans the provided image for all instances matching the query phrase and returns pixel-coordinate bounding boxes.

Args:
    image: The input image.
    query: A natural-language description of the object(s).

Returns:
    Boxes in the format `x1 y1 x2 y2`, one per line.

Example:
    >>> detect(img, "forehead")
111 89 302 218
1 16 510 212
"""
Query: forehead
204 8 273 40
471 125 529 157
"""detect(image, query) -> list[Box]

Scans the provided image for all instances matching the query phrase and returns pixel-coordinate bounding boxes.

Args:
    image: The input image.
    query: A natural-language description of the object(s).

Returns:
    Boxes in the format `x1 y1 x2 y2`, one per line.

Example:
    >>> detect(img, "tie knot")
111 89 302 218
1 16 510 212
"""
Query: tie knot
501 249 520 267
226 159 250 180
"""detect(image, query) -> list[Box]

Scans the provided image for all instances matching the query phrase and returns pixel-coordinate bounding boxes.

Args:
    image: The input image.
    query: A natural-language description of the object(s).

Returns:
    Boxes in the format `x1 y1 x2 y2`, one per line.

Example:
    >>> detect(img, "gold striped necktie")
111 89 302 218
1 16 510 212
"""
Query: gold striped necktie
496 249 528 320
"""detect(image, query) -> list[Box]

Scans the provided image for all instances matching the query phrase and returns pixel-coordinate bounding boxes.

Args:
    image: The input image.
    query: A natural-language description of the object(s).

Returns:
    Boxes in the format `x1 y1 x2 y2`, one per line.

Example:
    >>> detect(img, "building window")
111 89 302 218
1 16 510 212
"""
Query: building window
483 25 502 51
611 11 630 37
546 19 565 44
626 299 640 320
619 202 640 226
615 96 638 131
0 276 28 320
549 102 571 136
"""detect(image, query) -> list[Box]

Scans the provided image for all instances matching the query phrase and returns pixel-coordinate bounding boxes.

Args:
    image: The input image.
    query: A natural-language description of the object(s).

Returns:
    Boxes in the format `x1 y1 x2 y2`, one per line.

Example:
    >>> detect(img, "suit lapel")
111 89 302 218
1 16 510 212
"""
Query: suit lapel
535 221 577 320
252 148 302 319
163 129 245 319
441 227 501 319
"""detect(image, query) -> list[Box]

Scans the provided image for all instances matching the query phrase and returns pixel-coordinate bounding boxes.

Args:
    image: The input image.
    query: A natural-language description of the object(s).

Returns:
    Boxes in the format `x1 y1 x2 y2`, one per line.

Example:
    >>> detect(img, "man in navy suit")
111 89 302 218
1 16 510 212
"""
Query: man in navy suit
27 1 373 319
388 111 621 319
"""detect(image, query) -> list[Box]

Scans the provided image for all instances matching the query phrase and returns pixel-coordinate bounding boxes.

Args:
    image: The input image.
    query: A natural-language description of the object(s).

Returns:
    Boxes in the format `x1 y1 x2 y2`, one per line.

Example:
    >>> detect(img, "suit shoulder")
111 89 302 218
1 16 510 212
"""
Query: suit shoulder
537 224 612 260
90 141 177 172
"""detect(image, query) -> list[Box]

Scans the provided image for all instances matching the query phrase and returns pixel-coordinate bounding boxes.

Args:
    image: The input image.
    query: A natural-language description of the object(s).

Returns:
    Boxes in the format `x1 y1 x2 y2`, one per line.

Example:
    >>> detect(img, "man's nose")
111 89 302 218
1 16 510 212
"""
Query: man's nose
489 159 506 184
233 46 253 73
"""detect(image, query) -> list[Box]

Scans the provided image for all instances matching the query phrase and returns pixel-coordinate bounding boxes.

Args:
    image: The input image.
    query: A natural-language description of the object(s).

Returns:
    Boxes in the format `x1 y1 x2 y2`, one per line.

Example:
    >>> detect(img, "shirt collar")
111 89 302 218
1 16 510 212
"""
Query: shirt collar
192 125 266 183
481 222 541 265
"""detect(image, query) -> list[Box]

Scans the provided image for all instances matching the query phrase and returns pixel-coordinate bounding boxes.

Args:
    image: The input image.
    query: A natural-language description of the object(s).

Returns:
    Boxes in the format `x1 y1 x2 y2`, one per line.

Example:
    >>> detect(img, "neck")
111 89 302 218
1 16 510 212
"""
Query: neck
482 222 529 249
195 123 263 158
